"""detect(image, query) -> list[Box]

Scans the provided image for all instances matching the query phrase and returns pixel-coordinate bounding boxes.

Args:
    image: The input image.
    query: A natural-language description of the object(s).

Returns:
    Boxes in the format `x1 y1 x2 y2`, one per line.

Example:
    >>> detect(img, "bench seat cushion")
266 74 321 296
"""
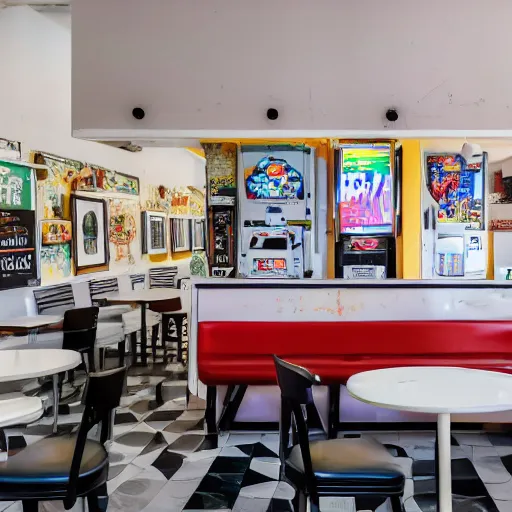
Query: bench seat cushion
198 321 512 385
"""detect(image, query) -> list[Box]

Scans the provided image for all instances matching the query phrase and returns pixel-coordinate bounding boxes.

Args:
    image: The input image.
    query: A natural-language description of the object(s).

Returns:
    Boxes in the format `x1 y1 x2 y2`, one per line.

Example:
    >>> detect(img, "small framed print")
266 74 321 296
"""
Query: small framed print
171 218 191 253
142 210 167 255
192 219 206 251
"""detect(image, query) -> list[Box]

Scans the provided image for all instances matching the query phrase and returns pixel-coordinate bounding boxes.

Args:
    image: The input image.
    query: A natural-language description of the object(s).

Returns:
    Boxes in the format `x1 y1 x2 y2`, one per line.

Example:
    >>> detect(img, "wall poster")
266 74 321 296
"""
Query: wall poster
0 160 33 210
203 143 237 205
425 153 484 229
0 209 38 289
109 198 138 264
40 220 72 281
71 195 109 274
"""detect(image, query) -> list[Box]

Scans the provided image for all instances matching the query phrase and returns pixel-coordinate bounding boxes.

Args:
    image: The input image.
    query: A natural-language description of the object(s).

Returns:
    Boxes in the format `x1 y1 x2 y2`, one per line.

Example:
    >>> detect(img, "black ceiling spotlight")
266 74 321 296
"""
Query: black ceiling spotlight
385 108 399 122
132 107 145 120
267 108 279 121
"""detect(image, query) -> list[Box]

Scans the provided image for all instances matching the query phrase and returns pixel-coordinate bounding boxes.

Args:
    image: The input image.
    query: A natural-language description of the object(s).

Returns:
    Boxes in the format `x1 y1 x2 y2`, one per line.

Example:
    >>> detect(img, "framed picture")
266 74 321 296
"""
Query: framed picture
171 218 192 253
40 220 72 282
142 211 167 255
71 195 109 274
192 219 206 251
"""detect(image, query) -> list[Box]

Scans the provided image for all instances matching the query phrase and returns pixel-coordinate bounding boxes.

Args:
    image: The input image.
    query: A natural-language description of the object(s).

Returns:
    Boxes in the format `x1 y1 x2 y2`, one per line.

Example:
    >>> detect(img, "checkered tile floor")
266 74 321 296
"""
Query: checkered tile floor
1 363 512 511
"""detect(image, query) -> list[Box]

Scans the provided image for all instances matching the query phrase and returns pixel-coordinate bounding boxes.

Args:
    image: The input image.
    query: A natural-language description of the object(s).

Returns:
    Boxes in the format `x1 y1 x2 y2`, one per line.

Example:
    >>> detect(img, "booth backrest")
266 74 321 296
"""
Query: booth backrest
198 321 512 385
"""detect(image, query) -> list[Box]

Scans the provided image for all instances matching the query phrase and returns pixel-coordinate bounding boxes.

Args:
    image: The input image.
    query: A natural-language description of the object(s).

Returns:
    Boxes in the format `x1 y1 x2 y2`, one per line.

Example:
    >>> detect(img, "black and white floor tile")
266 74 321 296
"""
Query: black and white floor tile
1 363 512 511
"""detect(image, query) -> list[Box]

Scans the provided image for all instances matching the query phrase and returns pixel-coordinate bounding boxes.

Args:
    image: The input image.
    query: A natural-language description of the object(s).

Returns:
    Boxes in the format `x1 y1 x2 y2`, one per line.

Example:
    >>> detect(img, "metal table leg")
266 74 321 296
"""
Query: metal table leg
28 328 37 344
140 302 147 365
52 374 59 434
437 412 452 512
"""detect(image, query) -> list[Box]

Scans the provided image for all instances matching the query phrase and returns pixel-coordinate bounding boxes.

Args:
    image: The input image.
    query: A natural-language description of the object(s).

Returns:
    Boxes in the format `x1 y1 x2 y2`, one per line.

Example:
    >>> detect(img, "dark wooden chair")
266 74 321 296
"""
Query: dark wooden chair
273 355 405 512
0 366 127 512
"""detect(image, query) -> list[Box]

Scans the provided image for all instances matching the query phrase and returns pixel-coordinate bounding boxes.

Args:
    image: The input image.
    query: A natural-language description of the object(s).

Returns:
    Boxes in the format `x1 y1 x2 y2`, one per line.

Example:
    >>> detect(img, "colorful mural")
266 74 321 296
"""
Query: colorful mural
245 156 304 200
338 143 394 235
108 199 137 264
34 152 83 220
92 166 140 195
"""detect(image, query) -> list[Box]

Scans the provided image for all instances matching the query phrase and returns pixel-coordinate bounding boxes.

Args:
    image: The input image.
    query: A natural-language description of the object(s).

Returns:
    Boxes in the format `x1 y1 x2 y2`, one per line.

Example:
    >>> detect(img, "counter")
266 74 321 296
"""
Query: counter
189 278 512 431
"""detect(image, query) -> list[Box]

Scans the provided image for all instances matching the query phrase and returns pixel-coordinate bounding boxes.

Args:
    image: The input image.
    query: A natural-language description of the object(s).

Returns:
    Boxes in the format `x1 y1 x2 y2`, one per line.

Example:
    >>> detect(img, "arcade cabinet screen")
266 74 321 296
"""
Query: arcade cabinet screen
338 143 394 235
245 156 304 201
425 153 484 229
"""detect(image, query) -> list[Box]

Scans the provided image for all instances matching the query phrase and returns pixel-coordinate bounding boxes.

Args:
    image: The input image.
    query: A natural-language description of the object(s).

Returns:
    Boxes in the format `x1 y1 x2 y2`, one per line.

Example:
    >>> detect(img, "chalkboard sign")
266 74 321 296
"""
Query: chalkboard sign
0 209 39 289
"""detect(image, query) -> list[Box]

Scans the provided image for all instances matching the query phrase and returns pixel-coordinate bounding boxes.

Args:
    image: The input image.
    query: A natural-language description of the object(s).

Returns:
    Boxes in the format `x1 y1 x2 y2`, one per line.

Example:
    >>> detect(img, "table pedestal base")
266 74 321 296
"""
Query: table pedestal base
438 412 452 512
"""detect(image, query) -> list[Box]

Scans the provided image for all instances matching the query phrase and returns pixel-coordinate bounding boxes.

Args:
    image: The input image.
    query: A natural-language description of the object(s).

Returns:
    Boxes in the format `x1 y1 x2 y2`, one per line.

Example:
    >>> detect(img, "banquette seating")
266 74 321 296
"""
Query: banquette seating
198 320 512 437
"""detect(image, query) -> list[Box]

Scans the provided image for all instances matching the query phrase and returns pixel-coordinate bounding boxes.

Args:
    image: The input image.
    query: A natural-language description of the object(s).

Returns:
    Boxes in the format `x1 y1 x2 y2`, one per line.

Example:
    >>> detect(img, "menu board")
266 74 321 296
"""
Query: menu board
0 209 38 289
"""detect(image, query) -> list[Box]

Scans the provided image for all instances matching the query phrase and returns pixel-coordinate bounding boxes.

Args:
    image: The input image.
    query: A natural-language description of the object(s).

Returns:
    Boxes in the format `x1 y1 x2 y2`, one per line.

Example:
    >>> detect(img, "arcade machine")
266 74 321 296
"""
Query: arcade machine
421 147 487 279
334 142 400 279
237 145 315 278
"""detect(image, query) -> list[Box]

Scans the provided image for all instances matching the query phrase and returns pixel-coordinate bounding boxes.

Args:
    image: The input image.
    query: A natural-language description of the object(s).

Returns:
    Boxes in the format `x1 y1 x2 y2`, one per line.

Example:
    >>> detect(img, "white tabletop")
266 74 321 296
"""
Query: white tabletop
98 289 181 303
0 349 81 382
346 366 512 414
0 315 63 329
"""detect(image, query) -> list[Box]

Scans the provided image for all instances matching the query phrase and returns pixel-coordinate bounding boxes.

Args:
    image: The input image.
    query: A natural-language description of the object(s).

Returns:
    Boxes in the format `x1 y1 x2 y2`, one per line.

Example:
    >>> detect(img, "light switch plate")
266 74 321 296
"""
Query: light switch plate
319 497 356 512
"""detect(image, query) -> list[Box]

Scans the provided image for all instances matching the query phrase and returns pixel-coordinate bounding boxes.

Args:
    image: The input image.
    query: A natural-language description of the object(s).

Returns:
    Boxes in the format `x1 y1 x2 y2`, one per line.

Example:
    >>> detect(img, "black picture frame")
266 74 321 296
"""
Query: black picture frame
71 194 110 275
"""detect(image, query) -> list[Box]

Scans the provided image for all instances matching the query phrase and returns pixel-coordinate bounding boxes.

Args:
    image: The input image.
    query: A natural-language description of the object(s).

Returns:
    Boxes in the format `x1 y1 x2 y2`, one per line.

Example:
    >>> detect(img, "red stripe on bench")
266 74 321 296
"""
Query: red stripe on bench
198 321 512 385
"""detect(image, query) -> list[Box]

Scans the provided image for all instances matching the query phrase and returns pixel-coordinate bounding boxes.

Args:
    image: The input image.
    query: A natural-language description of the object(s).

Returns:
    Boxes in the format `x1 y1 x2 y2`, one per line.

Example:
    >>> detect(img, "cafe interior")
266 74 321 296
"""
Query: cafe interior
2 1 512 512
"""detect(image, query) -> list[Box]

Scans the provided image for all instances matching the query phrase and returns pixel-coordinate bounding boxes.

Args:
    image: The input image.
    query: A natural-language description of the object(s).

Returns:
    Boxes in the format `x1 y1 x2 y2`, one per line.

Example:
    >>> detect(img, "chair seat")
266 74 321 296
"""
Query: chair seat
122 309 161 335
97 305 133 322
96 322 124 348
0 435 107 484
0 394 43 428
287 438 405 491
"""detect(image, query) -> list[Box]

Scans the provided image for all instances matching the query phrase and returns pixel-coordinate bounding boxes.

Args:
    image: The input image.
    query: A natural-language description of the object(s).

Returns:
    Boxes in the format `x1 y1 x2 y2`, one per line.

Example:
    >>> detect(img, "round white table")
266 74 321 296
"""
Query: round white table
346 366 512 512
97 289 181 365
0 349 82 433
0 315 63 344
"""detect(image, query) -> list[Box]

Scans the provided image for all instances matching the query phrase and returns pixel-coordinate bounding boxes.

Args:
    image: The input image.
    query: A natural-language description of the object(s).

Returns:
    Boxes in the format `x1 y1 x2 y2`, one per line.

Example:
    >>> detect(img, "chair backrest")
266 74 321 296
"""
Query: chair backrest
273 355 319 496
130 273 146 290
62 307 99 354
33 284 75 314
149 266 178 288
65 366 127 508
89 278 119 306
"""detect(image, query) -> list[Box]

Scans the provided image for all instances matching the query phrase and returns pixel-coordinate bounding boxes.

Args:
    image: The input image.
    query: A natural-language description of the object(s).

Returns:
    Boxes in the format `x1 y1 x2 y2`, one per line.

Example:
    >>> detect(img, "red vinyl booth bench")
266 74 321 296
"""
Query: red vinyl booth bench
198 320 512 436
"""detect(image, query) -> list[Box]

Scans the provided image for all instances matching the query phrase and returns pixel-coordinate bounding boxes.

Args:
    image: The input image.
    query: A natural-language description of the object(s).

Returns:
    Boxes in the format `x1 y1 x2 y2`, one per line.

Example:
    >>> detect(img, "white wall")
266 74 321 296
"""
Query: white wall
0 6 205 190
72 0 512 140
0 6 206 317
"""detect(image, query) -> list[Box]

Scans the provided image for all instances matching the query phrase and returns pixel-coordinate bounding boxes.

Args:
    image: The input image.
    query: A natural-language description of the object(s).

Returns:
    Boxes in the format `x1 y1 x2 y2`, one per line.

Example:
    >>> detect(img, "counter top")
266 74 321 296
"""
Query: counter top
191 278 512 289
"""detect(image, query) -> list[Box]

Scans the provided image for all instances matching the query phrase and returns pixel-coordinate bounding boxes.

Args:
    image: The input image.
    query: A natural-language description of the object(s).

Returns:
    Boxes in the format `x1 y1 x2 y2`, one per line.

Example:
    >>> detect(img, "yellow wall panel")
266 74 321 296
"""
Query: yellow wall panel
401 140 422 279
